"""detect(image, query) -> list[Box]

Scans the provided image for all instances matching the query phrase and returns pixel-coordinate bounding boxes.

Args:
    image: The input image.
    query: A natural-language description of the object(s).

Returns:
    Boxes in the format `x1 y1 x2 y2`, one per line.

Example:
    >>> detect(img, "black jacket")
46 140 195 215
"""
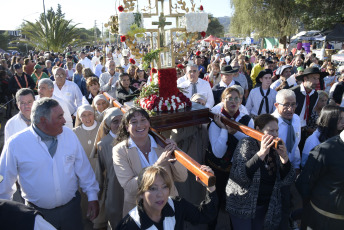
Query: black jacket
332 82 344 105
8 73 35 95
116 191 218 230
115 84 140 104
296 135 344 215
291 85 318 117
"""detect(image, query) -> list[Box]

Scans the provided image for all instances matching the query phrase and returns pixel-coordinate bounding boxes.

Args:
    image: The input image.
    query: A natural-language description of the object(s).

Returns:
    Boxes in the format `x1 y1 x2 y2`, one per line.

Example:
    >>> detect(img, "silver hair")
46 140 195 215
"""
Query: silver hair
186 64 198 71
45 60 51 66
31 98 59 125
230 85 244 97
15 88 35 103
38 78 54 89
276 89 296 104
105 60 115 69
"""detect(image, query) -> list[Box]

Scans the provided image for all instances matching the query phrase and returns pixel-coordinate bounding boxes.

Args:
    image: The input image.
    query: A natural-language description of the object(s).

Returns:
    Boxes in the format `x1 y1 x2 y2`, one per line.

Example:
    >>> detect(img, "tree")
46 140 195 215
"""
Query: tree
295 0 344 30
0 31 10 50
17 5 87 52
206 14 224 38
229 0 298 41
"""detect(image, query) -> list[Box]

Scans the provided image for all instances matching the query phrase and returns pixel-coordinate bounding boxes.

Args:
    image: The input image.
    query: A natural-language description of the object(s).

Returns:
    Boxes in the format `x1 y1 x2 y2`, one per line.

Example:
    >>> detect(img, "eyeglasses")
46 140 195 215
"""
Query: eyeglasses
278 102 298 108
55 74 65 78
225 97 240 103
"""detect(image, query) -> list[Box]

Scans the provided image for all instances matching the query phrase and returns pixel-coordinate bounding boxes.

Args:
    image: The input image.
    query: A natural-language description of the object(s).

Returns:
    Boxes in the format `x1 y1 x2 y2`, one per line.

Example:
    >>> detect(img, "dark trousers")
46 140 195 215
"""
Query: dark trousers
230 204 268 230
208 167 230 230
27 192 83 230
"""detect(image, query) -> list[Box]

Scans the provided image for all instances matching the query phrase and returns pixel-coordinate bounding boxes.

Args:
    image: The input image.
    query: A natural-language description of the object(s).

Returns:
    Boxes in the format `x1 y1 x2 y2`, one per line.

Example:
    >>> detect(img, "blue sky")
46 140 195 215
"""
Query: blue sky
1 0 232 31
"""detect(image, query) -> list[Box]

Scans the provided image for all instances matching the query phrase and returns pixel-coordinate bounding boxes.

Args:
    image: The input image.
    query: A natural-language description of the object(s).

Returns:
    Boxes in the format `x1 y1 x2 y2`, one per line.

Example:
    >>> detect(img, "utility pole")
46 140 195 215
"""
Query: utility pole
43 0 49 50
94 20 97 45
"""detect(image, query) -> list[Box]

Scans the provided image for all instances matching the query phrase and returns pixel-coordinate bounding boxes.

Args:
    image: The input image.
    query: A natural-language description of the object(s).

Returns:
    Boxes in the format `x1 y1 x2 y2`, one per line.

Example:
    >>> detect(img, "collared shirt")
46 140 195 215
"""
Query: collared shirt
0 126 99 209
99 71 120 94
299 83 318 127
94 63 103 77
53 80 83 116
78 57 92 69
233 73 248 90
219 79 236 88
272 110 301 169
209 103 254 158
302 129 321 167
246 87 277 116
178 78 214 108
176 75 188 85
112 53 123 66
128 134 158 168
35 95 73 130
4 113 28 143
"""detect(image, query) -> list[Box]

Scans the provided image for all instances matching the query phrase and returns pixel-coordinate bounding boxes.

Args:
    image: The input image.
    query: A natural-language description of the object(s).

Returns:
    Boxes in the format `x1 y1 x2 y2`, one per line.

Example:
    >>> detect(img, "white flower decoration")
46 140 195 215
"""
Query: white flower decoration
185 12 208 33
118 12 135 35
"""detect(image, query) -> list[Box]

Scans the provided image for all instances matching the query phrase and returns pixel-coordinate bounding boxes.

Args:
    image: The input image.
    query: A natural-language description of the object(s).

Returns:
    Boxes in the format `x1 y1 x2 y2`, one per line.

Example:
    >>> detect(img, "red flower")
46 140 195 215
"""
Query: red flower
200 31 206 38
195 51 201 56
151 68 157 74
129 58 135 64
120 35 126 42
161 104 167 111
177 64 185 69
118 5 124 12
200 5 204 11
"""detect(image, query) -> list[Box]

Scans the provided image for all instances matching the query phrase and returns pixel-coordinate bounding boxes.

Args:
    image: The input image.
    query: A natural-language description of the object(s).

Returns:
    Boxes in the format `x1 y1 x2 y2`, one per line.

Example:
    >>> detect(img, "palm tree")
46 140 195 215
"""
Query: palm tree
18 7 87 52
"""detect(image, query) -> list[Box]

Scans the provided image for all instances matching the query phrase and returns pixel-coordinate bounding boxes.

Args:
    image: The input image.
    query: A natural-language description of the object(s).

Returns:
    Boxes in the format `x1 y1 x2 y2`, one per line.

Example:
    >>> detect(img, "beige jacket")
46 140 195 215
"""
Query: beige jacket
113 140 188 216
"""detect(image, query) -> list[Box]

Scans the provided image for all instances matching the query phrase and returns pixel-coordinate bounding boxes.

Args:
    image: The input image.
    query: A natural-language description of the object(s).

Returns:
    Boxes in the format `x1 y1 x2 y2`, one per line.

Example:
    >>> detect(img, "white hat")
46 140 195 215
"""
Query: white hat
77 104 94 118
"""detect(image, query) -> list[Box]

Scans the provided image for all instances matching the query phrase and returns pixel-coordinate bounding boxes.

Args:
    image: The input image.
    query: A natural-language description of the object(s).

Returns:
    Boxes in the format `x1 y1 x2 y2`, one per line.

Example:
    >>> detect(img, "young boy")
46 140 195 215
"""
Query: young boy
246 69 277 118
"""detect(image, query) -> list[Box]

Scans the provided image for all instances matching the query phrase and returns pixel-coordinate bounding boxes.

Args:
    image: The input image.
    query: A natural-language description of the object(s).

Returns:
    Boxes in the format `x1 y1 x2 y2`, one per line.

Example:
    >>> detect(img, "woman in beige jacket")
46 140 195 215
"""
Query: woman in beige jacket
113 107 188 216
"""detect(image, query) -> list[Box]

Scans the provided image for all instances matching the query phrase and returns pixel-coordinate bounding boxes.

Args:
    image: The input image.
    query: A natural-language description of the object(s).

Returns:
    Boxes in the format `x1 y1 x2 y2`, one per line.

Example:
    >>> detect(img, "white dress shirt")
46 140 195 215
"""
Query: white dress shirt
209 103 254 158
113 53 123 66
272 110 301 169
53 80 83 116
246 87 277 116
99 71 120 96
78 57 92 69
0 126 99 209
298 84 318 127
178 78 214 108
177 75 188 85
94 63 103 77
122 64 130 73
35 95 73 130
302 129 321 167
91 56 100 68
128 135 158 168
4 113 28 143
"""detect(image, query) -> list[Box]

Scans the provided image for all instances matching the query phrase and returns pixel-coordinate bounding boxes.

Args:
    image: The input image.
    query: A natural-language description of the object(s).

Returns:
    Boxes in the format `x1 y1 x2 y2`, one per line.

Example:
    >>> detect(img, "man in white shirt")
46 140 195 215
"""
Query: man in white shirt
4 88 35 143
37 78 73 129
99 60 120 98
121 57 130 73
91 50 100 69
212 65 241 105
78 51 92 69
272 89 301 171
113 48 123 67
53 67 83 116
0 98 100 230
177 64 214 108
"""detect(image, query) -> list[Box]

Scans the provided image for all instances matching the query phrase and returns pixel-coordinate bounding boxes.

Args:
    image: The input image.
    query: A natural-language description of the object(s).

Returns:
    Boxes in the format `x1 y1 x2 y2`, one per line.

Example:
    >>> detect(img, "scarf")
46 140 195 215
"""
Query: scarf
32 124 58 158
282 118 295 153
14 73 28 89
258 87 270 115
221 107 240 120
19 112 31 126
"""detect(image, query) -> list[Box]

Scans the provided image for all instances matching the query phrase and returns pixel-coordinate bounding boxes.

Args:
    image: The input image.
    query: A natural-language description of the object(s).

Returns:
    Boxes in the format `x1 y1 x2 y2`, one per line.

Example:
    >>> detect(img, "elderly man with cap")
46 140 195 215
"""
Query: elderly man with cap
95 108 124 229
8 63 35 96
4 88 35 143
270 65 293 91
36 78 73 129
291 67 324 152
0 98 100 230
53 67 83 116
212 65 241 105
178 64 214 108
31 64 49 91
246 69 277 118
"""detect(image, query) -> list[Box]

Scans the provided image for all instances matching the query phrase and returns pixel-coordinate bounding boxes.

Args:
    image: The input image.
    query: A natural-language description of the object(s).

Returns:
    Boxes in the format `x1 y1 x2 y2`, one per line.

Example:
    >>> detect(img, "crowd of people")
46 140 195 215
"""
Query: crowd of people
0 42 344 230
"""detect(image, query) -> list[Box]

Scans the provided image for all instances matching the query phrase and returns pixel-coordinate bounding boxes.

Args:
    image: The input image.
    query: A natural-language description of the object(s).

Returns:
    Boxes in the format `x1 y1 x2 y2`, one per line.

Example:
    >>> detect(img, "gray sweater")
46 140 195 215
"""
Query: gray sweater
225 137 296 230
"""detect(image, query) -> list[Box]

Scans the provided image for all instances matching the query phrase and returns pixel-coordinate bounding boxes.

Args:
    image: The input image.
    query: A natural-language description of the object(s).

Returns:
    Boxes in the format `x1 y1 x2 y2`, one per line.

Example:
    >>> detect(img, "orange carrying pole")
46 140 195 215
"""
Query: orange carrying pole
209 112 281 149
103 92 216 187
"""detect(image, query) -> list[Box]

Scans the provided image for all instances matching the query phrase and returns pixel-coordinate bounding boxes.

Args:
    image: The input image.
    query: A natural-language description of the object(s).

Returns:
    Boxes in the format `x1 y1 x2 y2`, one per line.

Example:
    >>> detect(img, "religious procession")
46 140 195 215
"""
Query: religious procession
0 0 344 229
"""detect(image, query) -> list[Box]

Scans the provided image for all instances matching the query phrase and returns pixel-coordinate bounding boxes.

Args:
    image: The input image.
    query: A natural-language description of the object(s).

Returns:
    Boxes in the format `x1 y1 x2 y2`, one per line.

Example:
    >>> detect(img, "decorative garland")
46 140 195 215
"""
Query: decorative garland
142 49 161 70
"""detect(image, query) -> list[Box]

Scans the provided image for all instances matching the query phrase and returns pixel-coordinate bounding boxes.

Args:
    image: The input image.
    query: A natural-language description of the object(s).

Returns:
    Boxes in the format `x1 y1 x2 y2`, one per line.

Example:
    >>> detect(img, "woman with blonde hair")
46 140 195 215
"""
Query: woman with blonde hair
116 165 217 229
